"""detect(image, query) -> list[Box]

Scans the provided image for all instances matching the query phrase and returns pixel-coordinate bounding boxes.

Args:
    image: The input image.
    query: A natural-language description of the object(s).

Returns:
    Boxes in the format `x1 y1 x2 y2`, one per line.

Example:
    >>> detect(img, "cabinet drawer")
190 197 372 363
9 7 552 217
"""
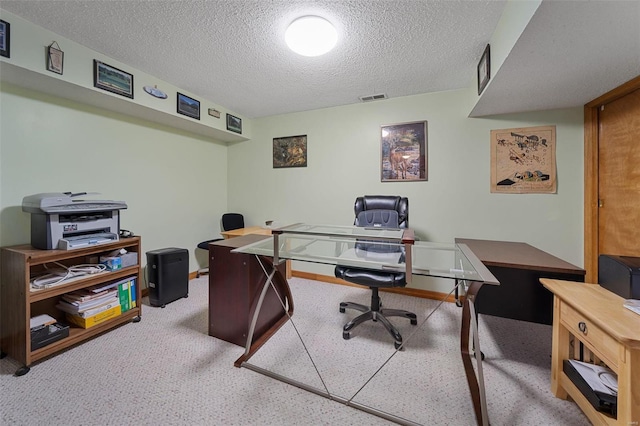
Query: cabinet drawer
560 301 620 370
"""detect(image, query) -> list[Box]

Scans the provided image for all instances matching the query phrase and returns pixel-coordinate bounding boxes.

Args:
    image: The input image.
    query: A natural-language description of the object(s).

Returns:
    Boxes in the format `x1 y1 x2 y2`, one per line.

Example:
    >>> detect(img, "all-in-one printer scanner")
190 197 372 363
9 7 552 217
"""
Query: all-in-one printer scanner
22 192 127 250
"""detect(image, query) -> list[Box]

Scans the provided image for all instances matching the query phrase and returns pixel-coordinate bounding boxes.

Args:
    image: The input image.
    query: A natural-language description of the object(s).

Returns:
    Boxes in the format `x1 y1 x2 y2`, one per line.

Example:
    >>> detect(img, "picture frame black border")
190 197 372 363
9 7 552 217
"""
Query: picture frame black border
272 134 308 168
93 60 134 99
226 113 242 134
477 44 491 96
0 20 10 58
177 92 201 120
47 44 64 75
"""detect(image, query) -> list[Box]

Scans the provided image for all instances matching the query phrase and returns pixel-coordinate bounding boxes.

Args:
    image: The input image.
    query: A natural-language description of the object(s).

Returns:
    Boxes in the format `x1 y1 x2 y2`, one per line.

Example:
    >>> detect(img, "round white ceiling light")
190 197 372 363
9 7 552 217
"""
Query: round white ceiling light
285 16 338 57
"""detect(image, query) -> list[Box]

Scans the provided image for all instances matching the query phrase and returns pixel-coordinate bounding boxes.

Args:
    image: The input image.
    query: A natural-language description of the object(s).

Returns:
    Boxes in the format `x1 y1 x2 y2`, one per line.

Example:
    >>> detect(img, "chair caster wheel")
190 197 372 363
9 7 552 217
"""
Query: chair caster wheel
343 331 351 340
456 300 463 307
339 307 345 313
410 319 418 325
473 351 485 360
394 342 403 350
15 366 30 376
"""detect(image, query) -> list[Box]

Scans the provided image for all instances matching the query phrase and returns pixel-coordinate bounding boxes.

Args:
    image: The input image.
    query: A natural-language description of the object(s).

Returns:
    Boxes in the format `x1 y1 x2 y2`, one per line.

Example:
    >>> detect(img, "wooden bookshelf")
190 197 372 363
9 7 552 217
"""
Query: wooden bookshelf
0 237 143 375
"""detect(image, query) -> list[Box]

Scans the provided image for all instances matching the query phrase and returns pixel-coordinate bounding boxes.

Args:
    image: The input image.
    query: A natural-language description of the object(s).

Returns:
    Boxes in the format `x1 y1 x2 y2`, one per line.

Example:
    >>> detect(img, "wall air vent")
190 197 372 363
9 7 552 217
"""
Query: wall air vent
359 93 388 102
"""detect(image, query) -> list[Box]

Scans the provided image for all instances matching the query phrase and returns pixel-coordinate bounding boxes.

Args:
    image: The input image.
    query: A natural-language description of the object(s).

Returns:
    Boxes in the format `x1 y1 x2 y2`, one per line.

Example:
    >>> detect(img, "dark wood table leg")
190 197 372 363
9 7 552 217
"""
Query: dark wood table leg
460 280 488 426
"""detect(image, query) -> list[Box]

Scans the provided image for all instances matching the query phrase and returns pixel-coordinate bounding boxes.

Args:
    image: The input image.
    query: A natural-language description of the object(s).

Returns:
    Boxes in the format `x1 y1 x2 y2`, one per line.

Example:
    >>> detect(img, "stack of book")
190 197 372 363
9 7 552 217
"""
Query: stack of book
57 277 136 328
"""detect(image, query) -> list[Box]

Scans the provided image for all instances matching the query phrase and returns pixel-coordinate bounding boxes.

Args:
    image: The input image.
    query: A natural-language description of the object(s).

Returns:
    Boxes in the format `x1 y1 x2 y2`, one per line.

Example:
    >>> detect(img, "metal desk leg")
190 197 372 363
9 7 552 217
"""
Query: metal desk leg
233 255 293 367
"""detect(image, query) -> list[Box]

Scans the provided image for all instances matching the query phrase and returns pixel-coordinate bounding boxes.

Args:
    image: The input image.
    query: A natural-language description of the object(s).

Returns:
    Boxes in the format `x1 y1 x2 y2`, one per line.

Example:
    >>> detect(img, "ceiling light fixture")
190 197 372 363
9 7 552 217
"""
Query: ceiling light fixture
285 16 337 57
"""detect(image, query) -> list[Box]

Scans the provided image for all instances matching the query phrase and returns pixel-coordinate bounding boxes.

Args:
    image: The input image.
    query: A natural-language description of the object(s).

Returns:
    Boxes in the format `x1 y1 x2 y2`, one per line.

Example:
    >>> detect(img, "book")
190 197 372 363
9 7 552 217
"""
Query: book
61 288 109 302
130 279 137 308
66 304 121 329
57 295 119 317
62 289 118 310
118 280 130 312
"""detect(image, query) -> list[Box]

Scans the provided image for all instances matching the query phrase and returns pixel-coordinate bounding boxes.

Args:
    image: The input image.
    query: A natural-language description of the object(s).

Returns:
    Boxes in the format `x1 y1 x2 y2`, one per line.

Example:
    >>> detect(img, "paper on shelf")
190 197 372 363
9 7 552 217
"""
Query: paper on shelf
30 314 57 329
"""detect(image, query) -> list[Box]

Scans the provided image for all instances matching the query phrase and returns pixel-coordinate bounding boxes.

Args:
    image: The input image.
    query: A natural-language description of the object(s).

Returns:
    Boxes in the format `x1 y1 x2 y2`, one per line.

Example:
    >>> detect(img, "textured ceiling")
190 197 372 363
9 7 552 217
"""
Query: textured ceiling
1 1 639 119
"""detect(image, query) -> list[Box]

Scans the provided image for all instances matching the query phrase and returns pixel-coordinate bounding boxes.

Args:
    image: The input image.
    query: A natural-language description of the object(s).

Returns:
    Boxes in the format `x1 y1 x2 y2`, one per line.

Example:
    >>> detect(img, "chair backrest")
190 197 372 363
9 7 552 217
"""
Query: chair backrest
221 213 244 231
353 195 408 229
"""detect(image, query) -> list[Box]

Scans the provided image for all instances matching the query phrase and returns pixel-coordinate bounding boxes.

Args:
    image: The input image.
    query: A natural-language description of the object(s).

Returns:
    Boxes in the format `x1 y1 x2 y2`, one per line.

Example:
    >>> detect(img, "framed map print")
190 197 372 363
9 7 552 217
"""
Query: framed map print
490 125 556 194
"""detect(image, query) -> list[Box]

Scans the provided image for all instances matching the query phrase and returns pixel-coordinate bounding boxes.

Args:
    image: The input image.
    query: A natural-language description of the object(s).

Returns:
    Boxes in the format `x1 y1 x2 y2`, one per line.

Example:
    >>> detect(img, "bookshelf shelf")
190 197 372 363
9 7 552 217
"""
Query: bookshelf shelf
1 237 143 375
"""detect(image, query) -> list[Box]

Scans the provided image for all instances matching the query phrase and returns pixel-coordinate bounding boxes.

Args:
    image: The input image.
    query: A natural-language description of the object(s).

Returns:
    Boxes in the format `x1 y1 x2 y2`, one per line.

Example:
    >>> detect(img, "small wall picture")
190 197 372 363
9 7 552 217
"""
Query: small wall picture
477 44 490 95
177 93 200 120
0 20 10 58
93 60 134 98
273 135 307 168
381 121 427 182
226 114 242 134
46 42 64 75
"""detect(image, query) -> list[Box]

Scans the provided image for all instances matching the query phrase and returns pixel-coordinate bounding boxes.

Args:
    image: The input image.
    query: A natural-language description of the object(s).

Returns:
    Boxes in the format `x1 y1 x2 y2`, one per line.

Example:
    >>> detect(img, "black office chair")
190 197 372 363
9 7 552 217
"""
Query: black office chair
196 213 244 277
335 196 417 349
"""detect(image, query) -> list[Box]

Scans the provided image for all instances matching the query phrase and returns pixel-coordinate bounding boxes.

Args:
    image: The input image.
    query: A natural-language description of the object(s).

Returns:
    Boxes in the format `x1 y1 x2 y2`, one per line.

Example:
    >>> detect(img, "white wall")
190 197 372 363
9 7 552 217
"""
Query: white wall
0 83 229 279
227 88 584 292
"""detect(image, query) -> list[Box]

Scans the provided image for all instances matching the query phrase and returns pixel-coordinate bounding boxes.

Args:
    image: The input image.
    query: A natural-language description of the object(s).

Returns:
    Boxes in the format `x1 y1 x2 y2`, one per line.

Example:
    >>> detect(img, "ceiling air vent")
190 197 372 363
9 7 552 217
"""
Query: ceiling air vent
359 93 388 102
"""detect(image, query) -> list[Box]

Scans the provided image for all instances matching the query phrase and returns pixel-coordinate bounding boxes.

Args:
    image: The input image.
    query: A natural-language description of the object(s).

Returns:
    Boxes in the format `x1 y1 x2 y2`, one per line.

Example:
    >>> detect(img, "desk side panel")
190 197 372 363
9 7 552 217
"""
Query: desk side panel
476 266 584 324
209 245 251 346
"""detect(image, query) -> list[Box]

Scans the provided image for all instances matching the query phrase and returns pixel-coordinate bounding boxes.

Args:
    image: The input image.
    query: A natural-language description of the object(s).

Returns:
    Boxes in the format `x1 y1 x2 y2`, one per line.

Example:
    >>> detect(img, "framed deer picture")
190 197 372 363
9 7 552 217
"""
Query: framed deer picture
381 121 427 182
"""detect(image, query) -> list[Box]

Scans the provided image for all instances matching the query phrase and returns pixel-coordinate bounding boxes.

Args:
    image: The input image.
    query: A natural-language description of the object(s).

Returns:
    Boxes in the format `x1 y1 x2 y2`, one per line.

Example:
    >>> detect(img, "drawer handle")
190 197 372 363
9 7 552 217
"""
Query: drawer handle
578 321 587 334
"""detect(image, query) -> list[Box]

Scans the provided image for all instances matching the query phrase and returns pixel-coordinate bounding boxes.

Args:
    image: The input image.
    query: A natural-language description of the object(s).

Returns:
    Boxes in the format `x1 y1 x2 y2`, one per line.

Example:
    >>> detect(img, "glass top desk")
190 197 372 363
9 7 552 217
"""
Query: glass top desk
232 223 499 426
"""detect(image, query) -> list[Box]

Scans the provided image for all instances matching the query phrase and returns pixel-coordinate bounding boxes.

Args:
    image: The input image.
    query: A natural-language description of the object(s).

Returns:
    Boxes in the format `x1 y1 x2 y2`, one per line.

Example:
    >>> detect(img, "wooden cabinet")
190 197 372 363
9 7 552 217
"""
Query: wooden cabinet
541 279 640 425
1 237 143 375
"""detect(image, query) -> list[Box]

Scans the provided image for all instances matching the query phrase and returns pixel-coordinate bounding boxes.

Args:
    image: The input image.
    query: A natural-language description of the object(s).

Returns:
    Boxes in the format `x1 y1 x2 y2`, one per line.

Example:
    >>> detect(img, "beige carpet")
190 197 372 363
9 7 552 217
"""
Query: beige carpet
1 276 588 425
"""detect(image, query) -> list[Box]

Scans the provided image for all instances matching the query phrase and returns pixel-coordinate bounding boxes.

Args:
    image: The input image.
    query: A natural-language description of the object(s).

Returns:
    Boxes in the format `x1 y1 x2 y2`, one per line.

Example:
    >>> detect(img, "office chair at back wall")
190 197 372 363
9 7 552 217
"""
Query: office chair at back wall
334 195 417 349
196 213 244 277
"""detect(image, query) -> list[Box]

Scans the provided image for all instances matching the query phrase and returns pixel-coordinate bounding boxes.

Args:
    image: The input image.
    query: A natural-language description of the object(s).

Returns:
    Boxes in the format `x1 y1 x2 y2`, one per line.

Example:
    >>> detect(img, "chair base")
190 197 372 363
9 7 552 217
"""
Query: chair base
196 267 209 278
340 300 417 350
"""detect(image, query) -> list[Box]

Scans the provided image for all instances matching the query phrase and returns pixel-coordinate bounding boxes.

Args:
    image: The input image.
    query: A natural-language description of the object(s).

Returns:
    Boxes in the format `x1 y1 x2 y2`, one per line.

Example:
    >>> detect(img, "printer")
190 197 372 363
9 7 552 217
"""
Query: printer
22 192 127 250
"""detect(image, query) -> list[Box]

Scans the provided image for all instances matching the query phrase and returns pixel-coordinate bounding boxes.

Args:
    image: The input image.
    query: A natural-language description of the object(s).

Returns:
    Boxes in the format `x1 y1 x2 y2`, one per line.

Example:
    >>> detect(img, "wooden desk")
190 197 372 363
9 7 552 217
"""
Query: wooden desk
208 234 291 359
541 279 640 425
222 227 291 278
221 226 271 239
456 238 585 324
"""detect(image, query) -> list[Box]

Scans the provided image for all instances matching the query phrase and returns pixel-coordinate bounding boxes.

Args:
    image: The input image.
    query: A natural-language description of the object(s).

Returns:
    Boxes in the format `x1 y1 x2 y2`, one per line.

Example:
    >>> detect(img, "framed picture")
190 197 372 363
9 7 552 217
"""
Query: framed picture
226 114 242 134
46 42 64 75
273 135 307 168
177 92 200 120
0 20 10 58
93 60 134 98
381 121 427 182
490 125 557 194
477 44 490 95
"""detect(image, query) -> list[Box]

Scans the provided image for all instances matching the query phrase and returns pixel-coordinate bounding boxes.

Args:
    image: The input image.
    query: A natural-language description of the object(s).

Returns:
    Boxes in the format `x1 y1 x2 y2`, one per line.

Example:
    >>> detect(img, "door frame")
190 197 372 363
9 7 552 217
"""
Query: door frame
584 75 640 282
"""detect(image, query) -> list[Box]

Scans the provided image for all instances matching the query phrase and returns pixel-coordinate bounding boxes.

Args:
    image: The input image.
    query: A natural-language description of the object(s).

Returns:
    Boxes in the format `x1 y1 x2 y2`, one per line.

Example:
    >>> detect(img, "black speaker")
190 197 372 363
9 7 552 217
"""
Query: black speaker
146 247 189 308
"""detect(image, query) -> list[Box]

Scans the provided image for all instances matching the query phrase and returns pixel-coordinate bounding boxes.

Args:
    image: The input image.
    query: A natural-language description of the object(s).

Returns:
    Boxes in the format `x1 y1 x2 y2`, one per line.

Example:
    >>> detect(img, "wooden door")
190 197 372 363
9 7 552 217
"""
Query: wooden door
597 88 640 257
585 75 640 282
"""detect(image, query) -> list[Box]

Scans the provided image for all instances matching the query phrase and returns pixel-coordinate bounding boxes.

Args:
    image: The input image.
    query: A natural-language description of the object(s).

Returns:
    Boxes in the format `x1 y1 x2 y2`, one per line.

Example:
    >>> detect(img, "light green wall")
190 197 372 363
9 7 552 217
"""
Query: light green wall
228 88 584 292
0 5 585 294
0 83 229 277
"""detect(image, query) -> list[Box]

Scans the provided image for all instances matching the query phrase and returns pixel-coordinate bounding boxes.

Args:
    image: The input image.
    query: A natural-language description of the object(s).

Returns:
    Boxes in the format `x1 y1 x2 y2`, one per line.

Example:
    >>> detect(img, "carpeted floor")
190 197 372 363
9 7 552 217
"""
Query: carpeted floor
1 277 588 425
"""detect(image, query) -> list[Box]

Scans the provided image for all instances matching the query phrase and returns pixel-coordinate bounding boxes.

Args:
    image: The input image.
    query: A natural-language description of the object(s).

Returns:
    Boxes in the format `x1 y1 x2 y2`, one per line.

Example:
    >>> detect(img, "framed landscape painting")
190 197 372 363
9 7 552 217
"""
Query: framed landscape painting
177 92 200 120
93 60 134 98
273 135 307 168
